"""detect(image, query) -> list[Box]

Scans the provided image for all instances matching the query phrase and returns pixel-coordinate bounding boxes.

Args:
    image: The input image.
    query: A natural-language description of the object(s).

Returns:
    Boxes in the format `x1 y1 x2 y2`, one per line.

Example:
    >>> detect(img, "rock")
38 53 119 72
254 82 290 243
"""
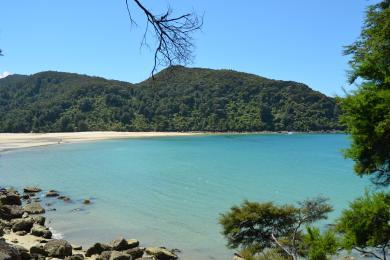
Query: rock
126 239 139 249
23 202 45 214
145 247 178 260
43 239 72 258
137 257 156 260
0 240 21 260
58 196 71 202
30 224 52 239
82 199 91 205
0 220 11 228
110 237 129 251
0 227 4 237
85 243 112 257
13 245 30 260
109 251 132 260
21 212 28 219
10 239 18 244
46 190 59 197
21 194 30 200
30 244 47 257
72 245 82 250
30 215 45 226
233 253 245 260
0 205 24 220
125 247 144 258
96 251 112 260
65 254 84 260
14 231 27 236
11 218 34 232
23 187 41 193
0 190 21 206
33 198 41 202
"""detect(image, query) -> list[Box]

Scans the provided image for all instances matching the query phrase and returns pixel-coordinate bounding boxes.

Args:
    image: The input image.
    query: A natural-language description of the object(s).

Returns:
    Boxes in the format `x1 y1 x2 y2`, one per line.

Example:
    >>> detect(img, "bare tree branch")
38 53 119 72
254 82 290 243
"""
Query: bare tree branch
125 0 203 77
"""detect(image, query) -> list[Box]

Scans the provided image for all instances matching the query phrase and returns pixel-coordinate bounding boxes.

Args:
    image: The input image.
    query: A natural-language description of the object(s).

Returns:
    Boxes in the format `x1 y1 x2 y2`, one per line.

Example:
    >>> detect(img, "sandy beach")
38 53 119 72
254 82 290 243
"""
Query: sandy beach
0 132 201 152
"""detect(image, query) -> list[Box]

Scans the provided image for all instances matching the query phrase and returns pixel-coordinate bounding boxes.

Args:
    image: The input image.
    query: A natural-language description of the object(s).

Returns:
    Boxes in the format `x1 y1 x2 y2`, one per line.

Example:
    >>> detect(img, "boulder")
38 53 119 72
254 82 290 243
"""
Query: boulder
30 215 45 226
125 247 144 258
23 202 45 214
0 205 24 220
0 240 21 260
110 237 129 251
109 251 132 260
43 239 72 258
13 245 30 260
145 247 178 260
96 251 112 260
46 190 59 197
85 243 112 257
23 187 41 193
0 190 21 206
30 224 52 239
11 218 34 232
127 239 139 249
30 244 47 257
65 254 84 260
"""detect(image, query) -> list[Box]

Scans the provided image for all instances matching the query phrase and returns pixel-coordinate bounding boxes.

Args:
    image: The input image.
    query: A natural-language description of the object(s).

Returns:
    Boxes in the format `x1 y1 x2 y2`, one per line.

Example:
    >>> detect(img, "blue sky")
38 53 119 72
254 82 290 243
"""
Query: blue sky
0 1 377 96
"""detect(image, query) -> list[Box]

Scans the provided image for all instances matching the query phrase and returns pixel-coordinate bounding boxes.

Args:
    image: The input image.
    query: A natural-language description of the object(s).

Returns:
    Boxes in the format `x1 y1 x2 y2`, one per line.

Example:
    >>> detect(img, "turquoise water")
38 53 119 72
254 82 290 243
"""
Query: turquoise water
0 134 370 259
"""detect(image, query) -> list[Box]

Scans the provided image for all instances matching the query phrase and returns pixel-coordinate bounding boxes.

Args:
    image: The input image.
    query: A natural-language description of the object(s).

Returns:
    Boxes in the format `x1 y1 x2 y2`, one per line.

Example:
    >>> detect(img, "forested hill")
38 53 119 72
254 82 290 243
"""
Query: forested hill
0 66 342 132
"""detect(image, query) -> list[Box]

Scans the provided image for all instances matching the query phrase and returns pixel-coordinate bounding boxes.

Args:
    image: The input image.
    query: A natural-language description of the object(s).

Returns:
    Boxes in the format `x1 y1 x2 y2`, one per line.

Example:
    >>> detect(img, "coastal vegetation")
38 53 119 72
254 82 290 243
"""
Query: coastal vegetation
0 66 341 133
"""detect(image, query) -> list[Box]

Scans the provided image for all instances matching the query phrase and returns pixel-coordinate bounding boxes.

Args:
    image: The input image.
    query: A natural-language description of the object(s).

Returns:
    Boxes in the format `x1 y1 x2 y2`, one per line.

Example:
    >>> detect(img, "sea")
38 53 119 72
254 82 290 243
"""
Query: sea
0 134 371 259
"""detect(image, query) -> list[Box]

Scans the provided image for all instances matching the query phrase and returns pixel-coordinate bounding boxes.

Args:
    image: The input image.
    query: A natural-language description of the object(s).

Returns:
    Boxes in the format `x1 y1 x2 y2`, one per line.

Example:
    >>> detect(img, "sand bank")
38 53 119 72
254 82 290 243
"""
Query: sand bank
0 131 201 152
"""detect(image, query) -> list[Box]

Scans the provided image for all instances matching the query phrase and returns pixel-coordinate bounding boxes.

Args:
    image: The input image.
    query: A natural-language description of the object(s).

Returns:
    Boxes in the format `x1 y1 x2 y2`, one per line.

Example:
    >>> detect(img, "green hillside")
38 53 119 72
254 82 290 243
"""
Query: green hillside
0 66 342 132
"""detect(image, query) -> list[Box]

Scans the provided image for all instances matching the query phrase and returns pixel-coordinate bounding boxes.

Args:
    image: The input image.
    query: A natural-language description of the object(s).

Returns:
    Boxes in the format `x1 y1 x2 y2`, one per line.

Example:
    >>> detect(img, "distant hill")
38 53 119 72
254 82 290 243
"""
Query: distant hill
0 66 342 132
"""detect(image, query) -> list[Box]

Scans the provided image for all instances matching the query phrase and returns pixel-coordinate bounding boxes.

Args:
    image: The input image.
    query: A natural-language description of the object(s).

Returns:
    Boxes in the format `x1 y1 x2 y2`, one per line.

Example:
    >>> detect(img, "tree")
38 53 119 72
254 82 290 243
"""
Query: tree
301 227 339 260
341 0 390 186
336 191 390 260
219 197 333 260
125 0 203 76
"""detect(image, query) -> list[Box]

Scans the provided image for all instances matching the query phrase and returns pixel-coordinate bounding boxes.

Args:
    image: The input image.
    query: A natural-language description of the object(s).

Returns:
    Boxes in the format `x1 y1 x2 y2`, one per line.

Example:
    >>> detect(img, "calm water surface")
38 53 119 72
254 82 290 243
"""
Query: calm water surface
0 134 370 259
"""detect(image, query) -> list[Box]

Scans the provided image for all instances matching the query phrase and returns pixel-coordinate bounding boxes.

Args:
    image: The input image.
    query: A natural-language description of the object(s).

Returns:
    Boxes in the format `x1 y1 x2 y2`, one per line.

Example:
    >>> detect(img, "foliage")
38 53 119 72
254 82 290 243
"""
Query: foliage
239 247 288 260
0 67 341 133
301 227 339 260
336 191 390 260
219 197 333 259
341 0 390 185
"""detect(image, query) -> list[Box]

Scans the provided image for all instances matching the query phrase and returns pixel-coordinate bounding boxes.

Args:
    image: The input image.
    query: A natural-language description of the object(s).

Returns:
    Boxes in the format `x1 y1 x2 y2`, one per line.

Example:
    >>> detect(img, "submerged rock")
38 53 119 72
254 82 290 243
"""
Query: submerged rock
82 199 91 205
85 243 112 257
23 202 45 214
145 247 178 260
43 239 72 258
46 190 59 197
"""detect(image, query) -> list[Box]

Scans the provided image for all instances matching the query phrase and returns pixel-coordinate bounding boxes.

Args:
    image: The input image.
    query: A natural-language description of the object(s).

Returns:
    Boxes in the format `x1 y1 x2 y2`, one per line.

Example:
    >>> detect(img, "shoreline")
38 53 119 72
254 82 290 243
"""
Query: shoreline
0 131 345 153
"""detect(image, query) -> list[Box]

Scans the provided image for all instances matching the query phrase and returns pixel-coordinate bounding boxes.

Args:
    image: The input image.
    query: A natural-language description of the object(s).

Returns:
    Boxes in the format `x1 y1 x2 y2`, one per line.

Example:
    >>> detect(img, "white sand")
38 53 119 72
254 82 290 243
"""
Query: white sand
0 131 201 152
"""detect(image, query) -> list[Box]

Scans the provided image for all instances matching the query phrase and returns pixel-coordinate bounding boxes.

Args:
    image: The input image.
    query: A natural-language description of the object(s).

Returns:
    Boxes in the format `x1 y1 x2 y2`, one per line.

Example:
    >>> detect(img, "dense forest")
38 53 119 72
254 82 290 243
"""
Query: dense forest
0 66 342 132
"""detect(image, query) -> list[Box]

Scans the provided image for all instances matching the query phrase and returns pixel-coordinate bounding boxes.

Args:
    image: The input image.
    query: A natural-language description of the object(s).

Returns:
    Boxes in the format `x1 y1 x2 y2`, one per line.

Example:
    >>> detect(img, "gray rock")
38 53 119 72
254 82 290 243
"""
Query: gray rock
0 190 21 206
0 240 21 260
30 215 45 226
126 239 139 249
124 247 144 258
72 245 82 250
30 244 47 257
85 243 112 257
23 187 41 193
14 231 27 236
30 224 52 239
11 218 34 232
13 245 30 260
110 237 129 251
137 257 156 260
0 205 24 220
96 251 112 260
109 251 132 260
46 190 59 197
43 239 72 258
23 202 45 214
145 247 178 260
65 254 84 260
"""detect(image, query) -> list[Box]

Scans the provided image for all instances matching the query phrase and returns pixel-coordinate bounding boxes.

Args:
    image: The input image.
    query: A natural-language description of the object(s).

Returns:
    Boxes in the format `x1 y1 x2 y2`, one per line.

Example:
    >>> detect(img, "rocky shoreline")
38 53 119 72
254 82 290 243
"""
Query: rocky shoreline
0 187 180 260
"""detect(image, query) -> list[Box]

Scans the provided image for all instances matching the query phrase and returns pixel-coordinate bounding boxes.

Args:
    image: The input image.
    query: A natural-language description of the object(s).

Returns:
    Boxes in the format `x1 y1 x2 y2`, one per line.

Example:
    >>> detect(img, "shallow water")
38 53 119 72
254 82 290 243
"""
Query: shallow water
0 134 370 259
